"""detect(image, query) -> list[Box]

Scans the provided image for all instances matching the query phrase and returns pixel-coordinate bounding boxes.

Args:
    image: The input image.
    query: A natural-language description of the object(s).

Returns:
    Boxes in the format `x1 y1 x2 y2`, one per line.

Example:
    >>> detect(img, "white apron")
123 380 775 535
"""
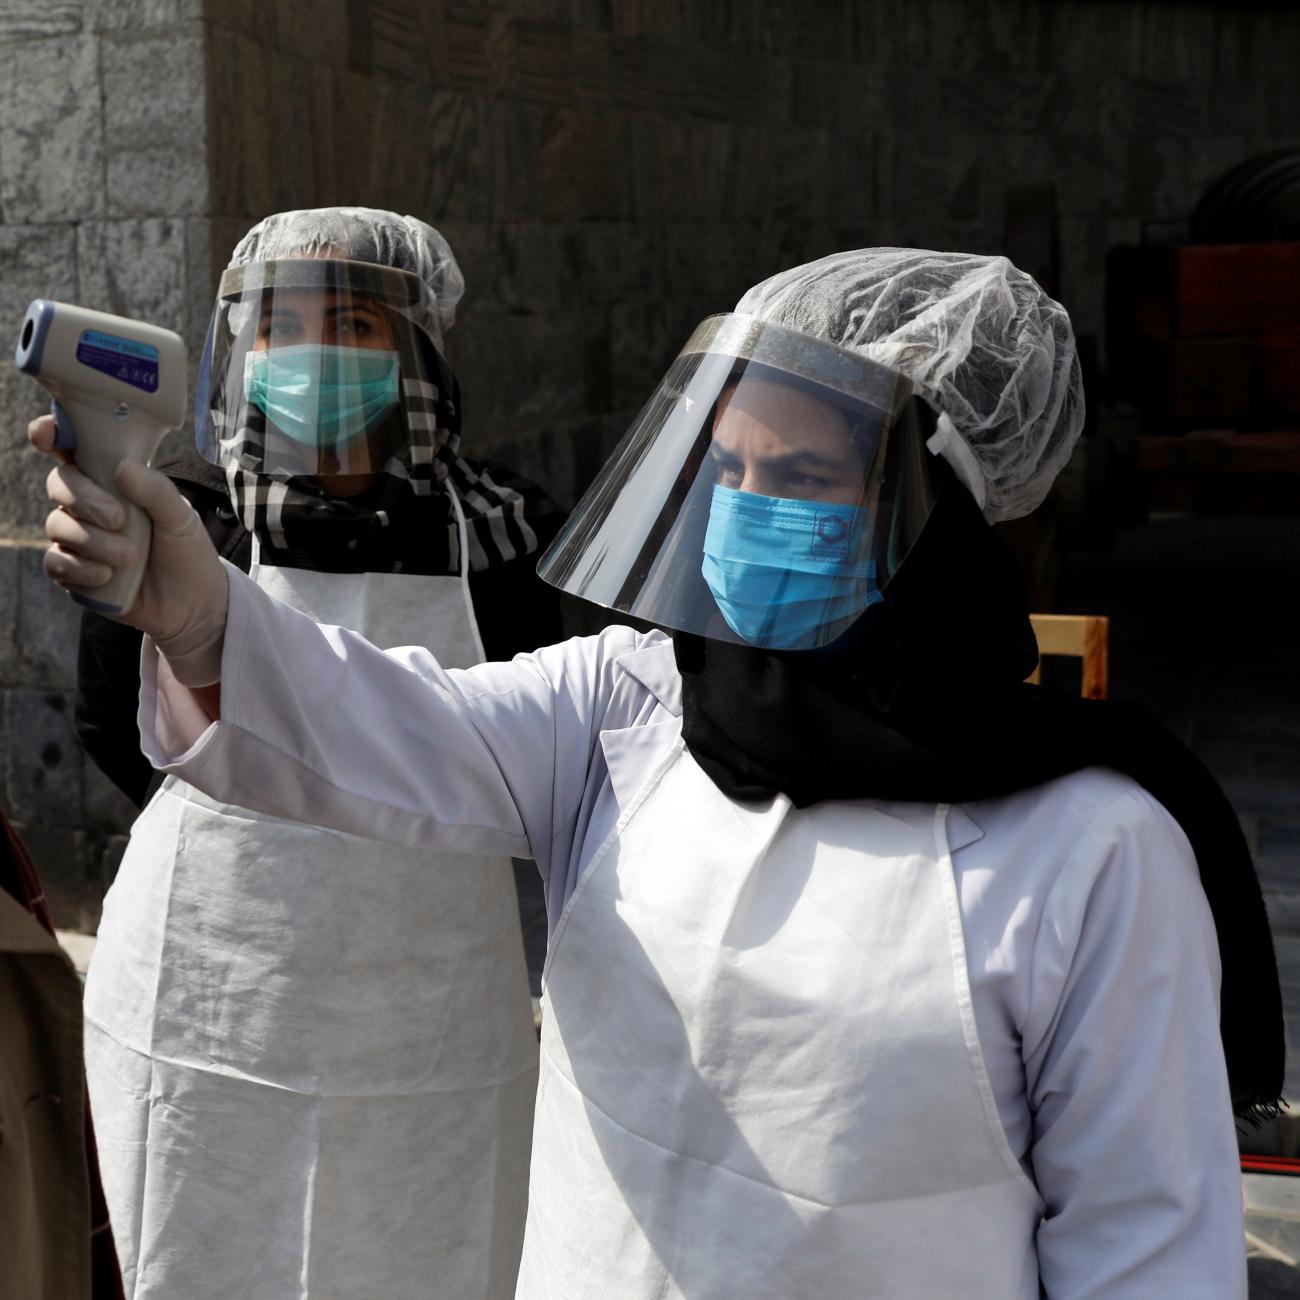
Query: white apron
518 738 1043 1298
84 534 538 1300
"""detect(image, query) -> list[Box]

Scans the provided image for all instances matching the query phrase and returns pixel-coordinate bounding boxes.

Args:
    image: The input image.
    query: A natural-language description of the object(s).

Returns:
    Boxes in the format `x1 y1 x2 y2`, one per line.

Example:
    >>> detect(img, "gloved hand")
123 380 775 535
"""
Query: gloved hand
28 413 229 686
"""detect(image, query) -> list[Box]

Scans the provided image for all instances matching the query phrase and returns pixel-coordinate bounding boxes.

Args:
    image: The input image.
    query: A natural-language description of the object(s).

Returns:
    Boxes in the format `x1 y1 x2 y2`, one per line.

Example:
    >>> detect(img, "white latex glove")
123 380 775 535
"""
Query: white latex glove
28 413 229 686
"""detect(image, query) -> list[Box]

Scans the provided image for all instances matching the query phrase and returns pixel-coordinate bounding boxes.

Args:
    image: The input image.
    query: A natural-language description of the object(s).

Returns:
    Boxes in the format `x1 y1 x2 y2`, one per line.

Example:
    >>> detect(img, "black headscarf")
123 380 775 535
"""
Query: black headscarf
675 464 1284 1123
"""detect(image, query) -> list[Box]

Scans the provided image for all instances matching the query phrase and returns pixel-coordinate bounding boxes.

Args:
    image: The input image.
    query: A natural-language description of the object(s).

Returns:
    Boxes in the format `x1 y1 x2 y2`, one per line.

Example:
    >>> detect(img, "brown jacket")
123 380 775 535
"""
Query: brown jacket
0 811 122 1300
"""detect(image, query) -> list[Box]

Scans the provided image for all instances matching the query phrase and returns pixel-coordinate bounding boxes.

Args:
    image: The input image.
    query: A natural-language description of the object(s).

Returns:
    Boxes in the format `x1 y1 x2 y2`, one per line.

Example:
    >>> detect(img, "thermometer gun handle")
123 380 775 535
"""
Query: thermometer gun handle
58 400 164 616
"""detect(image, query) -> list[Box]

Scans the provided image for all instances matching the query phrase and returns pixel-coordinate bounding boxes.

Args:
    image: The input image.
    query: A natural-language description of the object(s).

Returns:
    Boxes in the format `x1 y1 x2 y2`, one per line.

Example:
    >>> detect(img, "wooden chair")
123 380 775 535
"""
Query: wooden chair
1027 614 1109 700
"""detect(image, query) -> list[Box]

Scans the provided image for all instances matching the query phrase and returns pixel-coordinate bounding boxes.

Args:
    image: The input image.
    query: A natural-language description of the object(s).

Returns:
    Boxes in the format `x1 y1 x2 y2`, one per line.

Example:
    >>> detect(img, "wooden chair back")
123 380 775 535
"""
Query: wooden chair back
1027 614 1110 700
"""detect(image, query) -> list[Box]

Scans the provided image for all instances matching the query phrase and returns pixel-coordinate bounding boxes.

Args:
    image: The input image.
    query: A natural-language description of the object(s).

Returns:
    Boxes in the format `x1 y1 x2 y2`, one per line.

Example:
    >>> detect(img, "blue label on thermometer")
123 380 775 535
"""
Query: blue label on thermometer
76 329 159 393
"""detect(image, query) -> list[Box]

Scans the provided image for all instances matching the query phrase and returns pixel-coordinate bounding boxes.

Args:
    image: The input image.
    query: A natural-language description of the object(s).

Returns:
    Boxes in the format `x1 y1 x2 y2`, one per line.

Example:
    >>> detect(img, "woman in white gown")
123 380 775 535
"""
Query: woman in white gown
66 208 562 1300
33 248 1283 1299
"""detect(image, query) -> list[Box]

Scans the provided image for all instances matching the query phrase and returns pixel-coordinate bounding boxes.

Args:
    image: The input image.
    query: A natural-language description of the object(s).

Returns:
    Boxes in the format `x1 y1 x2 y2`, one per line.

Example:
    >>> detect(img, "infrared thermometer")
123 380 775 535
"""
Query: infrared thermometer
15 300 187 616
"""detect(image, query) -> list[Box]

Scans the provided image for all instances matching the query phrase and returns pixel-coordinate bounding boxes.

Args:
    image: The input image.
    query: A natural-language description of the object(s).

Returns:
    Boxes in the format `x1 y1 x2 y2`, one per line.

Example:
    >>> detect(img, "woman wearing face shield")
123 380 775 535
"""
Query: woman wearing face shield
33 249 1282 1299
61 208 564 1300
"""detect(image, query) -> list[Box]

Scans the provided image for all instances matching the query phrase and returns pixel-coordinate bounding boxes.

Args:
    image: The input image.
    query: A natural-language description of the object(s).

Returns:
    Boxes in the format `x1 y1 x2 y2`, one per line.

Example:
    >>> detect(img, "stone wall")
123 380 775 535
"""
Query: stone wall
0 0 213 924
0 540 137 928
202 0 1300 507
0 0 214 535
1 0 1298 925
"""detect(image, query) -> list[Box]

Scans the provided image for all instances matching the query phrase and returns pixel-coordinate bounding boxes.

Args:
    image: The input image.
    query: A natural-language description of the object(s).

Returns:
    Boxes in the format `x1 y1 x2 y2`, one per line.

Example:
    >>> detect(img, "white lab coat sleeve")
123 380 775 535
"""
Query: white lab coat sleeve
1022 784 1246 1300
139 561 644 870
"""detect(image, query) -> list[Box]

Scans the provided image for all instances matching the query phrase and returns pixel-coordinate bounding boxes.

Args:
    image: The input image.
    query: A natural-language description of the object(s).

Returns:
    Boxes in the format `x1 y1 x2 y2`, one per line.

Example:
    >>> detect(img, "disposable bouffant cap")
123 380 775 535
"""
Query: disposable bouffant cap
735 248 1084 523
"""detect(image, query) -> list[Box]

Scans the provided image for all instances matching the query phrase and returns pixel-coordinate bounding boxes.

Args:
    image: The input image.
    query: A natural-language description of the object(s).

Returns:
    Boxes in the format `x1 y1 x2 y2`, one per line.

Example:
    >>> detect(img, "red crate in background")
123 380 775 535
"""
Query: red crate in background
1108 239 1300 505
1173 243 1300 339
1110 240 1300 434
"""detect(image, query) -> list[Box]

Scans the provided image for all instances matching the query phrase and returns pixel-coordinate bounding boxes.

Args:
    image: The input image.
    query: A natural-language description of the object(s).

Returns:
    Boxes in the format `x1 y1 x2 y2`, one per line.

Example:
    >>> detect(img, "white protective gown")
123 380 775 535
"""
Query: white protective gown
84 541 538 1300
139 568 1247 1299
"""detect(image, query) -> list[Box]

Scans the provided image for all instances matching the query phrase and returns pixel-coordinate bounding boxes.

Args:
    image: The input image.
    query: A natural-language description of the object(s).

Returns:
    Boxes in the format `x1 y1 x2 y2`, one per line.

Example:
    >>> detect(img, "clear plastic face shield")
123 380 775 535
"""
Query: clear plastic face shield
539 315 941 651
195 258 444 480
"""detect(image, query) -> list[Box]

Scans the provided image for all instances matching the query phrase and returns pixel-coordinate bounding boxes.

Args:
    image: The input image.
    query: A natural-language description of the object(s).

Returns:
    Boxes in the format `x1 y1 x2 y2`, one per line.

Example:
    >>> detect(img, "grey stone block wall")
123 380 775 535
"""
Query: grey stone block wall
0 0 212 921
0 540 135 927
2 0 1299 923
0 1 213 537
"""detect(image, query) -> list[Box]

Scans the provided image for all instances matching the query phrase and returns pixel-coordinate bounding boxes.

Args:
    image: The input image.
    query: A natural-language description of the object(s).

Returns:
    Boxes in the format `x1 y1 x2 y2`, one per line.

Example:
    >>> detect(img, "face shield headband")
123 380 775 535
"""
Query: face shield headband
538 314 941 651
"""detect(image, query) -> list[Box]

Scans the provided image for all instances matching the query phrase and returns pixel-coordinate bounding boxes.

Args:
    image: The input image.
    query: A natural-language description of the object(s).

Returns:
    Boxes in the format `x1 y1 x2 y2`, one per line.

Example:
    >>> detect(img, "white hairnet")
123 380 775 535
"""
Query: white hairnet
227 206 465 353
735 249 1084 522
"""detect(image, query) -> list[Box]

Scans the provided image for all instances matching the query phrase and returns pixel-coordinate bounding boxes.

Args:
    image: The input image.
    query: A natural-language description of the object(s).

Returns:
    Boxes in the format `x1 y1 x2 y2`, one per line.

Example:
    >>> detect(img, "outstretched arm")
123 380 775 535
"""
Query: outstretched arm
143 567 647 875
143 561 549 854
28 411 639 873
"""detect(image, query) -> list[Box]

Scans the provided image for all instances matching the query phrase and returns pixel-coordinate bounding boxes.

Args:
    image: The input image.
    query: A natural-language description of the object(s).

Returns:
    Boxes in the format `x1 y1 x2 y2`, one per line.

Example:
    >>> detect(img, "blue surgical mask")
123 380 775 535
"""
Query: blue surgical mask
243 344 400 448
701 484 880 651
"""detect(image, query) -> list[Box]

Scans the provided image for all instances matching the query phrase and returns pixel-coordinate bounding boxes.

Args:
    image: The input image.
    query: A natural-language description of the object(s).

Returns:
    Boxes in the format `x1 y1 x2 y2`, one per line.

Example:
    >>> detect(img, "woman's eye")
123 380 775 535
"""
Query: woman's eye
336 316 371 337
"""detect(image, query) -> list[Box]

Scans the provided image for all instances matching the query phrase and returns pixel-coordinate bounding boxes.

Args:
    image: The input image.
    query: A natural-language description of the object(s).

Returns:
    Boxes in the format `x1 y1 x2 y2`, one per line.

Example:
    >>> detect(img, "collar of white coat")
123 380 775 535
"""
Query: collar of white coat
604 632 985 854
613 632 681 715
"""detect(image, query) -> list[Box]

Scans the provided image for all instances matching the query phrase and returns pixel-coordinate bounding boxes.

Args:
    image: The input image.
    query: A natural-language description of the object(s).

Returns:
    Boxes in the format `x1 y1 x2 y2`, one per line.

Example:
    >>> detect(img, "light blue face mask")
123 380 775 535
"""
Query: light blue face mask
701 484 881 651
243 344 400 448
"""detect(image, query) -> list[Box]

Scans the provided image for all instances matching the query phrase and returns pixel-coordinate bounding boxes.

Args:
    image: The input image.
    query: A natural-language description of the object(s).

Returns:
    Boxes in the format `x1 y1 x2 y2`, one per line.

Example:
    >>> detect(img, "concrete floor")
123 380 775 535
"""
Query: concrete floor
1245 1172 1300 1295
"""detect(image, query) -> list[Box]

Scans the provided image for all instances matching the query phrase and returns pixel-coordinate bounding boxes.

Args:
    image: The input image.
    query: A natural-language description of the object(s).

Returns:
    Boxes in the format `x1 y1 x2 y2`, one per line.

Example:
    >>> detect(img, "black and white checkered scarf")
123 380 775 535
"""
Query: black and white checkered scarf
216 369 548 576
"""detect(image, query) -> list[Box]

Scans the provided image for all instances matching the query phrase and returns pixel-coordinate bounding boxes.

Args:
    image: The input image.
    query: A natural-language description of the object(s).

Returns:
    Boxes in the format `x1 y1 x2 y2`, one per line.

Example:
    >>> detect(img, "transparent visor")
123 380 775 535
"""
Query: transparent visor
538 314 941 651
195 258 444 480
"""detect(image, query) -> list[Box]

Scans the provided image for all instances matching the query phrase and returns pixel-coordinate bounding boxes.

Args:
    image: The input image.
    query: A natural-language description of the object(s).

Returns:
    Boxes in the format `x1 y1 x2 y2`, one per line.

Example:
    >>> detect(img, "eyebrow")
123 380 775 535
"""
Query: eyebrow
710 445 855 474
